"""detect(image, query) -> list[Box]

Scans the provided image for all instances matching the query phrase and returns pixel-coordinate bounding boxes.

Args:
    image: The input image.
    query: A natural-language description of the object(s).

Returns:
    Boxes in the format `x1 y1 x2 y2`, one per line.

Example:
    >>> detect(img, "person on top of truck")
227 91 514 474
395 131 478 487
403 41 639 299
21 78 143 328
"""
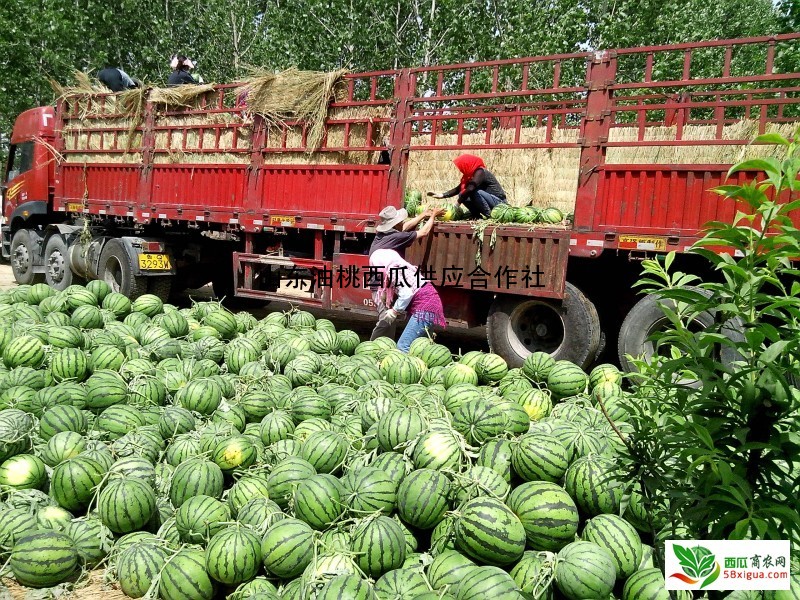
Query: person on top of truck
97 67 139 92
167 55 198 86
369 248 446 353
368 205 443 341
428 153 507 219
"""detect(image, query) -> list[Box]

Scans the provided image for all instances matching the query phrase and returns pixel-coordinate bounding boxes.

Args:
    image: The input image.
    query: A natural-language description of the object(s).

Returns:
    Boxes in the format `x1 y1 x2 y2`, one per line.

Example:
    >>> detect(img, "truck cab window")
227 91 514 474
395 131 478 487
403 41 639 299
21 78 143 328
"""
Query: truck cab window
5 141 34 182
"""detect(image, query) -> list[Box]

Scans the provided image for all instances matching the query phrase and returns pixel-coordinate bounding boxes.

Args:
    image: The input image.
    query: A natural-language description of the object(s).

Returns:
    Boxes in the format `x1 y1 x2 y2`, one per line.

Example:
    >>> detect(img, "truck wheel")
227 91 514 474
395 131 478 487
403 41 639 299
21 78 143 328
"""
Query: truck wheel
44 234 82 291
10 229 44 285
486 283 601 370
618 289 745 374
148 277 173 303
98 239 147 299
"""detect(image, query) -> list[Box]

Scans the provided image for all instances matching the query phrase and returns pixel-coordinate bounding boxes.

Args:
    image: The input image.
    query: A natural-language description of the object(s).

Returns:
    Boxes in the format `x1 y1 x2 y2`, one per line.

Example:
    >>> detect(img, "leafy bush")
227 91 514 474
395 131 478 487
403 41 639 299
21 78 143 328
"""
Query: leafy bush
611 130 800 569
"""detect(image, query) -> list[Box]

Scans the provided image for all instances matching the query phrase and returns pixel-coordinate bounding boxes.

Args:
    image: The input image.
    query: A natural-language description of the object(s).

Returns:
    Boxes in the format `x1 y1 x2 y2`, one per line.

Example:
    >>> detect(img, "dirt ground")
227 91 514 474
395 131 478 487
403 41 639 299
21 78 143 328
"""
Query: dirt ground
0 571 125 600
0 264 489 355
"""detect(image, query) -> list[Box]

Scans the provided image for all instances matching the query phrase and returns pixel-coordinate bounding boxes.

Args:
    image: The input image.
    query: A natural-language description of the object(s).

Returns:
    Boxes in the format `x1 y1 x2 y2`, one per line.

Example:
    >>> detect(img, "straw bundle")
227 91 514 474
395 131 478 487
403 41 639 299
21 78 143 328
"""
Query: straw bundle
606 119 800 164
238 68 349 151
149 84 216 109
405 126 581 213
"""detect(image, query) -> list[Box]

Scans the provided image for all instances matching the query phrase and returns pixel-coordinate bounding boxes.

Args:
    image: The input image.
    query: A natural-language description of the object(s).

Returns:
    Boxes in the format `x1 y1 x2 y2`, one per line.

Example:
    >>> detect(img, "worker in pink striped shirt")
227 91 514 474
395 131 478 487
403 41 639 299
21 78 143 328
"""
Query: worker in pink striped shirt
369 249 446 352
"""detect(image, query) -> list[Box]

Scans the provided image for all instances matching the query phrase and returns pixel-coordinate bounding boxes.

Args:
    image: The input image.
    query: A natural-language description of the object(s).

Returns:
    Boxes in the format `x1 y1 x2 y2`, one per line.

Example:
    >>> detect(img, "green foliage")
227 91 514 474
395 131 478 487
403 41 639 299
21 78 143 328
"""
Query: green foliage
615 130 800 568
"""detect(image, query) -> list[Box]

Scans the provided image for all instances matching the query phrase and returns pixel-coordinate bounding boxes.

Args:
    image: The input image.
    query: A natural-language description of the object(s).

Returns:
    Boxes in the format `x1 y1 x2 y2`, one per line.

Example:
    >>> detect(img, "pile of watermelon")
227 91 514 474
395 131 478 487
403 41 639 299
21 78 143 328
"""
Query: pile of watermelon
0 281 794 600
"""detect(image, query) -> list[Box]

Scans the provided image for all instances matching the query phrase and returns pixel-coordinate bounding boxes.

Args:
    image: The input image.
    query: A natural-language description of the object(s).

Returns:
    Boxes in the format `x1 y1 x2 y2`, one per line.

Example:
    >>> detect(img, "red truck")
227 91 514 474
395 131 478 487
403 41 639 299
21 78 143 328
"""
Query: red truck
3 34 799 372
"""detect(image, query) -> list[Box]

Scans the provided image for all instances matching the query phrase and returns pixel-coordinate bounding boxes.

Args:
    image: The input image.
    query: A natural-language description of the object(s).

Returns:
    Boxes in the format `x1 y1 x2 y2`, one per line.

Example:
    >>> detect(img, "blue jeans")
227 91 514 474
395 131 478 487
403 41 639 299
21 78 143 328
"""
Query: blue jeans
463 190 505 218
397 312 435 352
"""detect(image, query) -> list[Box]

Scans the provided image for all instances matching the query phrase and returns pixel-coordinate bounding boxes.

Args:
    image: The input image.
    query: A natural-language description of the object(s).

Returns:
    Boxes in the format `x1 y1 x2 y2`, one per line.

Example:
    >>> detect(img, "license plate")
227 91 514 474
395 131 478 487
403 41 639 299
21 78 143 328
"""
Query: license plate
66 203 83 212
138 253 172 270
618 235 667 251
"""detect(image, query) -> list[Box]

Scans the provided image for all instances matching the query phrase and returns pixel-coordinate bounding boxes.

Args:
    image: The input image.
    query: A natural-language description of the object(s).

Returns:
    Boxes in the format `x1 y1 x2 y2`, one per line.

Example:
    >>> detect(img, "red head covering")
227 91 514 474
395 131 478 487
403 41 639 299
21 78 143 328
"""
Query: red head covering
453 154 486 193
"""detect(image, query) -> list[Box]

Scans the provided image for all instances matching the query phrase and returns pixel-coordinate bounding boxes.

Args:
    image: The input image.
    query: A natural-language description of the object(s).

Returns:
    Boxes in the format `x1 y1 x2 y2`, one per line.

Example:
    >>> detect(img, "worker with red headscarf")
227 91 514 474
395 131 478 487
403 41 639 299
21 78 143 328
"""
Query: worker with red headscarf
428 154 507 218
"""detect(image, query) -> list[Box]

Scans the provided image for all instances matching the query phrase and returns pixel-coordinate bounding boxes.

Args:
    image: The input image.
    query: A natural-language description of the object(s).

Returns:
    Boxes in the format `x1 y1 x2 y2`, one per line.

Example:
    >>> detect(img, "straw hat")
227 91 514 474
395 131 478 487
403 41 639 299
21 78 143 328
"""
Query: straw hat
376 206 408 232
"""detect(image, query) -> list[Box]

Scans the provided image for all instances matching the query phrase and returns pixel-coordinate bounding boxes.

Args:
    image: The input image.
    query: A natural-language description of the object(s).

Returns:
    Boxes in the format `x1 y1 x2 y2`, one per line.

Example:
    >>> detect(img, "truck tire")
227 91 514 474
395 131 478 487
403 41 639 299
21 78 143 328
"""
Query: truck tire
98 239 147 299
148 277 173 303
486 283 601 370
44 234 82 291
618 288 745 374
10 229 44 285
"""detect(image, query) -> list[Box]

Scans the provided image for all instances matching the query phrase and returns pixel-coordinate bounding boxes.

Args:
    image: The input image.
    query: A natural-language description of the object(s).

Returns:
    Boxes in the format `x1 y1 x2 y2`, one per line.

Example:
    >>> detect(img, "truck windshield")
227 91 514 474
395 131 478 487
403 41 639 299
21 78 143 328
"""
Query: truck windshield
5 141 34 183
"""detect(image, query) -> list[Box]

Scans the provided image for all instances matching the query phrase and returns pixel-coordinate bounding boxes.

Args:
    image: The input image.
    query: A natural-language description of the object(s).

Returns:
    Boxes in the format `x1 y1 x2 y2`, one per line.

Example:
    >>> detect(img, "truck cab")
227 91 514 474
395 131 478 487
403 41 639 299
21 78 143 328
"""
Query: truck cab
2 107 56 282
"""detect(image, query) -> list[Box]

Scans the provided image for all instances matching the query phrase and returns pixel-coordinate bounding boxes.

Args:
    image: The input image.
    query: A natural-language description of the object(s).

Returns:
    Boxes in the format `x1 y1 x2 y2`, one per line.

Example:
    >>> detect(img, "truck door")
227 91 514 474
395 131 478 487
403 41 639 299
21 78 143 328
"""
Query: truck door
2 141 36 225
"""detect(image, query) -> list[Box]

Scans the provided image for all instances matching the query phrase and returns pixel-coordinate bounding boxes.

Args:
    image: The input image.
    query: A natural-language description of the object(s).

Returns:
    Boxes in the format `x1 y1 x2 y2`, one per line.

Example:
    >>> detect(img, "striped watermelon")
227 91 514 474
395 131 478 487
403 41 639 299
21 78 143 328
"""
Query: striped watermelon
546 361 588 398
351 515 407 577
84 369 128 410
455 497 526 566
336 330 361 356
108 457 157 488
377 408 426 452
511 433 570 482
49 456 105 511
515 388 552 421
211 435 257 473
341 467 397 516
588 363 622 389
231 577 280 599
63 517 112 567
454 566 522 600
177 378 222 415
35 505 73 531
522 351 555 382
97 404 146 440
38 405 88 439
71 304 104 329
98 479 156 534
9 531 79 588
374 567 429 598
159 548 215 600
582 513 643 579
203 308 238 339
158 406 196 439
412 429 463 471
563 454 623 516
267 456 316 509
227 475 271 517
176 494 231 544
316 574 377 599
0 454 46 490
261 518 314 578
452 398 507 445
89 345 125 372
47 326 85 349
86 279 111 302
259 410 296 445
507 481 580 551
237 498 285 535
509 551 549 596
40 431 86 467
293 474 344 530
50 348 88 383
117 540 168 598
397 468 451 529
476 438 514 482
169 458 225 507
102 291 132 317
442 363 479 388
206 525 262 585
300 430 348 473
3 336 45 368
428 549 475 590
452 465 510 504
622 568 673 600
476 353 508 383
131 294 163 317
128 376 168 407
555 541 616 600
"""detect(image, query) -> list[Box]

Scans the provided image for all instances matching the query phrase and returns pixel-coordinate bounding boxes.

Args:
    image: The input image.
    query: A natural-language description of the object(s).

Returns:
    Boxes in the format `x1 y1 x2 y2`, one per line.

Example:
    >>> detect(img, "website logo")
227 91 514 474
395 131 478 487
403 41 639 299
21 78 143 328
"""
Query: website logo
669 544 720 588
665 541 791 591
